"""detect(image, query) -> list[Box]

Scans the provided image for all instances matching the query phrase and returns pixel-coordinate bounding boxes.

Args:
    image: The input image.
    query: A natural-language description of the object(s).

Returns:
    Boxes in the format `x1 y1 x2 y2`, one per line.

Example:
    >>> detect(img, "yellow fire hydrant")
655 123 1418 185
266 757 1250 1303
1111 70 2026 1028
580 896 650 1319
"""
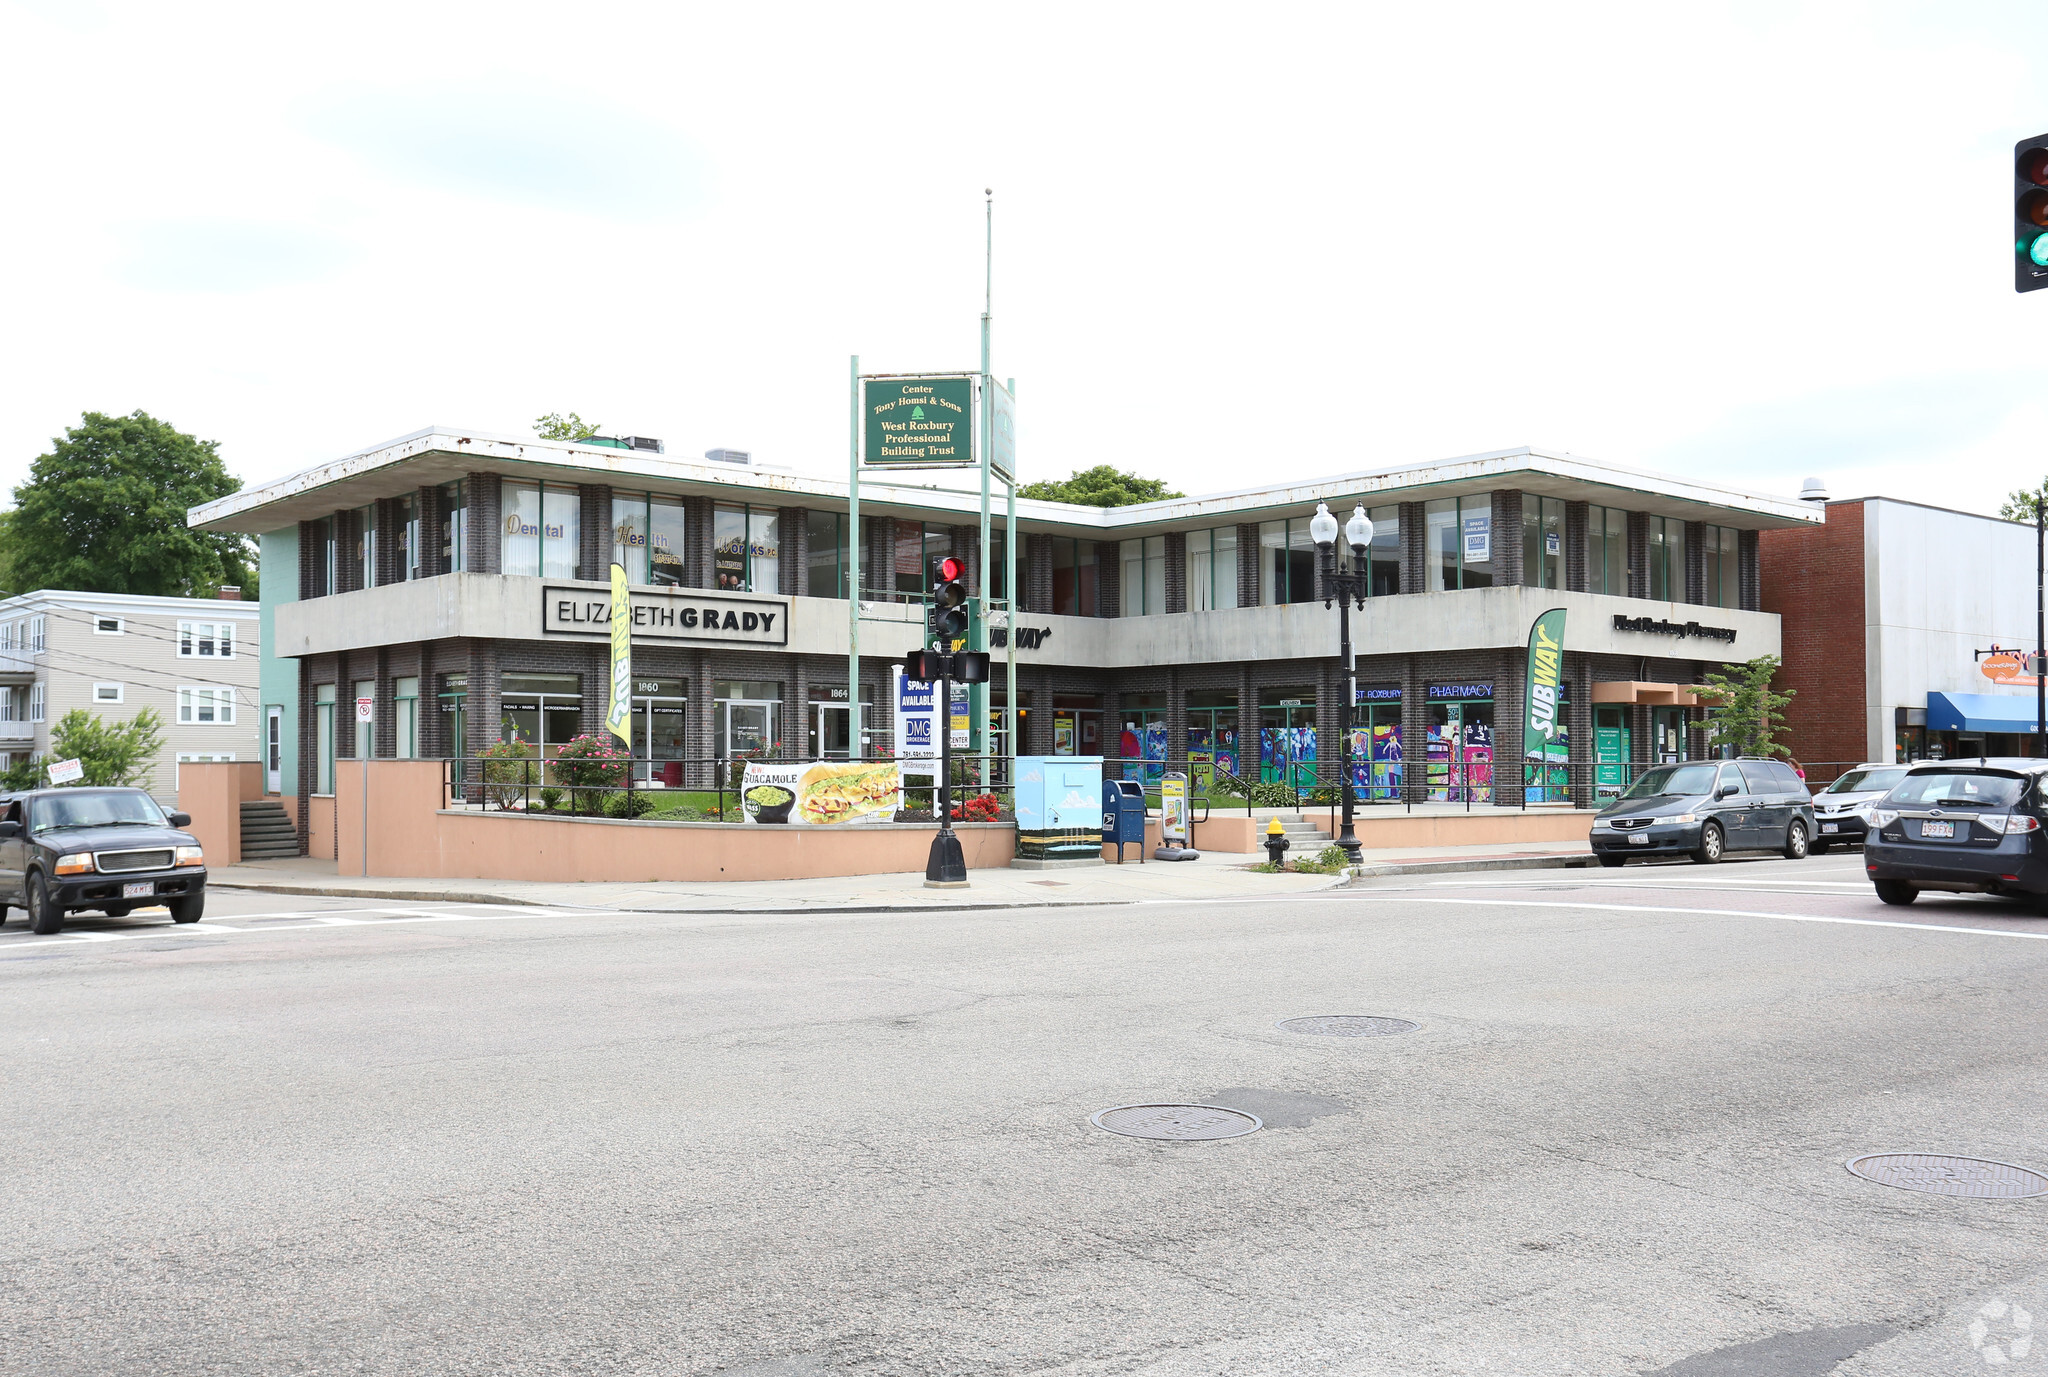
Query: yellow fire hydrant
1264 816 1291 868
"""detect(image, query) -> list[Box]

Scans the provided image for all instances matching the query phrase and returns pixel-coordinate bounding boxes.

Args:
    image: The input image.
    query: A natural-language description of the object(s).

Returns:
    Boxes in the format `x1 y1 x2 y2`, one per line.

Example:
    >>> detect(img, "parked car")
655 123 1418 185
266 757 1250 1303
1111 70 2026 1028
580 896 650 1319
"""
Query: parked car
0 787 207 935
1809 763 1911 853
1863 759 2048 908
1591 758 1815 866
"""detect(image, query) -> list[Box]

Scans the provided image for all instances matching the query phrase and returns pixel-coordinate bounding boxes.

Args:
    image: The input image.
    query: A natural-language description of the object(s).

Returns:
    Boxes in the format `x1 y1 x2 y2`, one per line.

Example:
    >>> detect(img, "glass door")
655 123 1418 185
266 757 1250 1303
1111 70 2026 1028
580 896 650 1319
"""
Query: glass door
812 702 852 758
1652 707 1687 763
1257 690 1317 791
1594 706 1632 799
265 706 282 793
1354 702 1403 801
637 693 688 786
718 700 778 761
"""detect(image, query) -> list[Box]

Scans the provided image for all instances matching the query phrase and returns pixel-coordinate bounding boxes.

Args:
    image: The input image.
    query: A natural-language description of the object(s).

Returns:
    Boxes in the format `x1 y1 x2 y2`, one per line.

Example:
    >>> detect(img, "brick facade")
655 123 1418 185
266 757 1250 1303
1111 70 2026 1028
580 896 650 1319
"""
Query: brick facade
1759 500 1867 768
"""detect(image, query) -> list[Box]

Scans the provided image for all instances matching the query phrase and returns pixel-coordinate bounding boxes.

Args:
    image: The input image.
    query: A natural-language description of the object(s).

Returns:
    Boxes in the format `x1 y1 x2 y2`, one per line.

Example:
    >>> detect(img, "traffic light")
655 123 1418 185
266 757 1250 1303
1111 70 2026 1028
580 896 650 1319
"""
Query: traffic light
928 554 969 646
904 649 940 682
2016 134 2048 293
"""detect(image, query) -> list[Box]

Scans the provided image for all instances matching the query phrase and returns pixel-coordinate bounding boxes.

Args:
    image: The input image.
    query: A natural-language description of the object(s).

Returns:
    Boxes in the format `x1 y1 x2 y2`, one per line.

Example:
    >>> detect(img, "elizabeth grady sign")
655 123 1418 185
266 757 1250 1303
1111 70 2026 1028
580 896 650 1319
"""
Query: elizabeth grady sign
543 587 790 646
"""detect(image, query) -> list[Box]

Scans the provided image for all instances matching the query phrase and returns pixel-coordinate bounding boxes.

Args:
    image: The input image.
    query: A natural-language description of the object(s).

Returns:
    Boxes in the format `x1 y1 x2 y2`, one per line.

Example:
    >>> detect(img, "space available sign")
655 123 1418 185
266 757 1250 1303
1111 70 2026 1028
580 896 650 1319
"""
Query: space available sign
543 587 789 646
1612 614 1737 643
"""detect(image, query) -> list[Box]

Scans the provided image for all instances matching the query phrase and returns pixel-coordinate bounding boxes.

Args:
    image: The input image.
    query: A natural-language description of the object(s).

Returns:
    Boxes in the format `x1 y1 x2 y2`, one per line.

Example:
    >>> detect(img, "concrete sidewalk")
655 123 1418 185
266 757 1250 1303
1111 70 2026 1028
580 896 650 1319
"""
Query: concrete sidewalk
208 837 1594 912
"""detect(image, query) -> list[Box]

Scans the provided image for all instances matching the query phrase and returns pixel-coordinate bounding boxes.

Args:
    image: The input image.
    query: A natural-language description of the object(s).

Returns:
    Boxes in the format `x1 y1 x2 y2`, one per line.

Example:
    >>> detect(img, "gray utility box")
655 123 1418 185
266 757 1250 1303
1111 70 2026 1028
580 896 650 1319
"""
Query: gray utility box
1102 779 1147 863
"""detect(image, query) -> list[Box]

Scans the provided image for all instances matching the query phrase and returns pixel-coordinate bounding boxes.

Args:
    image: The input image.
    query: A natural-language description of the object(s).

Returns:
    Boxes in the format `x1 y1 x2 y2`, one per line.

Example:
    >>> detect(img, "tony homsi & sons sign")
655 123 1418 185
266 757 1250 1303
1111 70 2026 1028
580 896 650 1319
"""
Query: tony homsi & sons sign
543 587 790 646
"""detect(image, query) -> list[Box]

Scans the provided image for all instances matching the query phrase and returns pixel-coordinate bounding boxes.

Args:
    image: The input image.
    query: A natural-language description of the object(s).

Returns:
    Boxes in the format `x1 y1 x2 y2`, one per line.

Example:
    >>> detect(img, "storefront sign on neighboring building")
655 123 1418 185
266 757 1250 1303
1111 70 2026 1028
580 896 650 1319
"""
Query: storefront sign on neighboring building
1611 614 1737 643
542 588 790 646
863 375 975 468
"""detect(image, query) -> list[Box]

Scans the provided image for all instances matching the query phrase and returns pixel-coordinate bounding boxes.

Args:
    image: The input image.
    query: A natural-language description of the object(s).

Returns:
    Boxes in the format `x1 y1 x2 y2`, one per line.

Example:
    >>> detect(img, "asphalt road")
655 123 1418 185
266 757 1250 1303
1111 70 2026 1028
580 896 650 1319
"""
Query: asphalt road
3 854 2046 1376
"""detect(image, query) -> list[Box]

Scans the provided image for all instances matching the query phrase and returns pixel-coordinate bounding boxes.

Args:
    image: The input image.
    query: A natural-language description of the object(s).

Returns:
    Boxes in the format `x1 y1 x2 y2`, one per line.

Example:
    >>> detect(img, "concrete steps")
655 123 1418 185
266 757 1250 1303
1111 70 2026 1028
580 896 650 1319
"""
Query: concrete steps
1249 812 1332 845
239 799 301 859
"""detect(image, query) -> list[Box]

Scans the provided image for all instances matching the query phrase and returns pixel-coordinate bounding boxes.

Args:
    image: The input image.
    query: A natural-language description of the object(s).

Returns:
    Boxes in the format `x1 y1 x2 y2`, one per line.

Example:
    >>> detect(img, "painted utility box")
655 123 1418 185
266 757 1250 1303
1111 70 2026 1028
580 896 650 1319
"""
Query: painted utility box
1014 756 1104 865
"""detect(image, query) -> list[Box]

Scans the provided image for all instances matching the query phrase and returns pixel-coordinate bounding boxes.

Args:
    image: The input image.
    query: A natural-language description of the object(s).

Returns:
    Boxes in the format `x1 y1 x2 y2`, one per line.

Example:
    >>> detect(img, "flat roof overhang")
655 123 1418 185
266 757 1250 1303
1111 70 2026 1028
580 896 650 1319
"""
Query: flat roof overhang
189 431 1825 538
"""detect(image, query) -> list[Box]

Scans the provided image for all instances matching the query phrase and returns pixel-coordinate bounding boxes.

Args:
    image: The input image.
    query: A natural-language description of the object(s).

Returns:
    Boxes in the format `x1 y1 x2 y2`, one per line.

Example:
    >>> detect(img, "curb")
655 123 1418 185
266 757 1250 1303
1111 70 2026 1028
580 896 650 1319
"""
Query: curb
208 880 1137 916
1345 853 1597 881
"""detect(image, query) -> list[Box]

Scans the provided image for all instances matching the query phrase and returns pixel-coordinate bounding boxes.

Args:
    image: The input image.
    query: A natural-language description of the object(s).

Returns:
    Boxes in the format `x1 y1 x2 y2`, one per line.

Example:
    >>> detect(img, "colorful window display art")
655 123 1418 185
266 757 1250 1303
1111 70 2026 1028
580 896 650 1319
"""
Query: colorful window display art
1185 721 1240 792
1350 685 1403 800
1425 683 1494 802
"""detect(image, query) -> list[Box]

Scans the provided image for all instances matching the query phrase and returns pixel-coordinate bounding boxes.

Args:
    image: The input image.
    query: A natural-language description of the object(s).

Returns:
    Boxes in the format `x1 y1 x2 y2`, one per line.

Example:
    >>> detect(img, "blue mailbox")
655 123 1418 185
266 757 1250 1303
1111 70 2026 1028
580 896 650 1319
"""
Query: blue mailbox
1103 779 1148 863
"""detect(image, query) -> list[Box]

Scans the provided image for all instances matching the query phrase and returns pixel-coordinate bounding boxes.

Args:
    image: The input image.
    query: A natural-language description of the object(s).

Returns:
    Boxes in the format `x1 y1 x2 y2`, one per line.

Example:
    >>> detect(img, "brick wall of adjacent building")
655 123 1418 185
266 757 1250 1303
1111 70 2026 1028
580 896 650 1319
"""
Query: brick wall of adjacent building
1759 499 1867 767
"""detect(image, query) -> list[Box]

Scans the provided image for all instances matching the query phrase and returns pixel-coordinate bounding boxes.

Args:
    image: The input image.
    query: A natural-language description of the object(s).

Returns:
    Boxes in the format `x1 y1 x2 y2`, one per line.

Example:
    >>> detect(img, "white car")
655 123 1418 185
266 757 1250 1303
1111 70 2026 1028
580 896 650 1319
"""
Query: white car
1810 763 1910 853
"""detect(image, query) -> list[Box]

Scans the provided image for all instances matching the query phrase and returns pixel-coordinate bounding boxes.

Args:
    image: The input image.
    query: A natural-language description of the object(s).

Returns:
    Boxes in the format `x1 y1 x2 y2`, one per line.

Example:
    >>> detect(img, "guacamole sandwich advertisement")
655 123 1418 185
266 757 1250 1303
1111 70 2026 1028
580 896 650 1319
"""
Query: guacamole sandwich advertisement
738 761 904 825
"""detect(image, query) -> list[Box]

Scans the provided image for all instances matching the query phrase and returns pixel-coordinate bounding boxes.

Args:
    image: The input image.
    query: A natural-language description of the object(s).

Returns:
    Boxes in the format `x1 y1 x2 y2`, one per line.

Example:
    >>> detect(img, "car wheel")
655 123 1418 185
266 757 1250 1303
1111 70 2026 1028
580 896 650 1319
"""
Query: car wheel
1874 879 1918 907
1692 821 1724 865
1597 854 1626 868
1783 820 1809 861
1811 840 1830 855
168 892 204 925
26 872 62 935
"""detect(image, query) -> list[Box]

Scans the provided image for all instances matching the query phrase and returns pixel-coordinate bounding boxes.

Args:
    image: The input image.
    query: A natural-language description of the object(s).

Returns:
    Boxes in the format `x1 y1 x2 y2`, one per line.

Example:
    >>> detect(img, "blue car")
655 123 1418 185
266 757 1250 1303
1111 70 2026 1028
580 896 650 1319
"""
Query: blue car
1864 760 2048 909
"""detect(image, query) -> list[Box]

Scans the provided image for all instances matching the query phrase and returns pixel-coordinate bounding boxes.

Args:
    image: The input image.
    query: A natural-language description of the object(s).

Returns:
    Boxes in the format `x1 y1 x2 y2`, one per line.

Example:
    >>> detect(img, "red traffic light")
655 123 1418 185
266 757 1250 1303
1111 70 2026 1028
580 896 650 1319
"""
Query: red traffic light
936 555 967 583
2022 148 2048 187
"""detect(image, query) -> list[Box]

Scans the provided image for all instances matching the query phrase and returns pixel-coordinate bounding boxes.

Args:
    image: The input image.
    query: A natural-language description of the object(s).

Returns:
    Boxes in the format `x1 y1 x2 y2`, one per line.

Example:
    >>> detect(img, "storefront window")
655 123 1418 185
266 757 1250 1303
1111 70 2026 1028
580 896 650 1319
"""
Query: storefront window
631 677 689 785
1351 684 1404 800
1425 683 1494 802
714 680 782 760
1258 686 1317 789
394 677 419 759
1522 496 1563 590
1120 537 1166 615
1116 693 1168 780
315 683 335 793
440 672 468 758
1052 693 1102 755
1051 539 1097 617
399 494 420 580
441 480 468 574
500 672 583 758
1184 689 1241 790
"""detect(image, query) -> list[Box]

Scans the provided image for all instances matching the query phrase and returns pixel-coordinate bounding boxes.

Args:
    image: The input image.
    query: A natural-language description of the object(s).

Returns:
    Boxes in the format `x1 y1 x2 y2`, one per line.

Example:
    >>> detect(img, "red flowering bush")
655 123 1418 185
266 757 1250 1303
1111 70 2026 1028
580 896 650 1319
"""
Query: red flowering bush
949 792 1002 823
553 733 631 813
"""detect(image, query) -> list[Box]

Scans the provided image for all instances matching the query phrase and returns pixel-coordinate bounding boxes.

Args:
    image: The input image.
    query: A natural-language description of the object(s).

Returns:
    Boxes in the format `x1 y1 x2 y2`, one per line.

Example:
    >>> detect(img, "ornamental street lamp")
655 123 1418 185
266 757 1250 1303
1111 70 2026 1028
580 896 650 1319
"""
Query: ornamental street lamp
1310 501 1374 864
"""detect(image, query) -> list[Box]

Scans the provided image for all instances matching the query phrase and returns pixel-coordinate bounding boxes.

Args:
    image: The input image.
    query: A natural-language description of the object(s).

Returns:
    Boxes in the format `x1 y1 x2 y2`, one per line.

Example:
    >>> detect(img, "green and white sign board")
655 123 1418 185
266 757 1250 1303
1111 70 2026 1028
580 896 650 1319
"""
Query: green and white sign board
1523 607 1569 796
863 375 974 468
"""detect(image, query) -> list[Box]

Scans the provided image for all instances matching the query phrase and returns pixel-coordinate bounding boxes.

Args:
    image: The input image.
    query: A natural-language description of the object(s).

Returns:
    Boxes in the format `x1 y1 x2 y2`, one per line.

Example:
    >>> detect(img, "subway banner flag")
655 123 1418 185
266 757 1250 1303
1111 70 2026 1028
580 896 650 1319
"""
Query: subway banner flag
1523 607 1568 795
606 562 632 745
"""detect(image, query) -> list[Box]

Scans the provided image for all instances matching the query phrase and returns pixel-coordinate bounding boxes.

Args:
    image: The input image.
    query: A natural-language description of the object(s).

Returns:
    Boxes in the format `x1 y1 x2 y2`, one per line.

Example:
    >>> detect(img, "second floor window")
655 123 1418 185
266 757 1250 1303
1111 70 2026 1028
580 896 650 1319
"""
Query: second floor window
442 480 468 573
1522 497 1564 590
1050 538 1097 616
503 482 580 579
807 510 848 598
358 504 377 588
1424 498 1495 592
178 686 237 725
1120 536 1166 615
30 616 45 653
1647 516 1687 602
611 492 688 586
1703 524 1740 607
1589 506 1629 595
179 620 235 658
716 504 781 593
1187 527 1240 611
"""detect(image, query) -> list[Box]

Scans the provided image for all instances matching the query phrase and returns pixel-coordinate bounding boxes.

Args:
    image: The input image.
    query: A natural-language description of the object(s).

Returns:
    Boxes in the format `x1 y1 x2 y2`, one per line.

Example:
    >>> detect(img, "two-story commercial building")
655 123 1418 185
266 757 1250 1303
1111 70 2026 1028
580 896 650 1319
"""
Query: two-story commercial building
0 588 261 800
187 428 1819 857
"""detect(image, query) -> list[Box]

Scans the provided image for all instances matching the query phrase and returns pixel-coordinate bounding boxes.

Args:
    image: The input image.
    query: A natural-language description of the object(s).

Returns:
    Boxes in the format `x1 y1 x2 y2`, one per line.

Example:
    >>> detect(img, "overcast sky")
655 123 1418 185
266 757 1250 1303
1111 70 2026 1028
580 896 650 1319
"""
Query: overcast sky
4 1 2045 518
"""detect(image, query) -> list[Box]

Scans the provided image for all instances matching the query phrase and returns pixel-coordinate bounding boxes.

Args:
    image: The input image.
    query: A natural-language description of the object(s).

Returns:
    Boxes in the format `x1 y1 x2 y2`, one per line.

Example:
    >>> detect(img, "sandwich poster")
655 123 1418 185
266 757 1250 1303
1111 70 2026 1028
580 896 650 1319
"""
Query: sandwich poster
739 760 902 825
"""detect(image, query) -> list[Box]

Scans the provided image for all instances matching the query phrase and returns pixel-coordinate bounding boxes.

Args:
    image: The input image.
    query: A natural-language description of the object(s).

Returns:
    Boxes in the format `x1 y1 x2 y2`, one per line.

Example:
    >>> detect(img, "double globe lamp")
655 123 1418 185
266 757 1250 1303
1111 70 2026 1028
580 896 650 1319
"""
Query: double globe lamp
1307 501 1374 864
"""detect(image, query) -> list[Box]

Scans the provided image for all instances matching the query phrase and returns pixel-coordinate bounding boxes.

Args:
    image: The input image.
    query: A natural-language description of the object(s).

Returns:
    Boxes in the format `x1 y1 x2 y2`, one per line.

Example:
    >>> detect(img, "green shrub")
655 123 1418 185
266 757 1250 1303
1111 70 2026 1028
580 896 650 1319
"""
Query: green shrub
604 790 656 819
1247 781 1296 809
477 737 536 811
1291 845 1354 875
537 787 564 813
1307 785 1339 806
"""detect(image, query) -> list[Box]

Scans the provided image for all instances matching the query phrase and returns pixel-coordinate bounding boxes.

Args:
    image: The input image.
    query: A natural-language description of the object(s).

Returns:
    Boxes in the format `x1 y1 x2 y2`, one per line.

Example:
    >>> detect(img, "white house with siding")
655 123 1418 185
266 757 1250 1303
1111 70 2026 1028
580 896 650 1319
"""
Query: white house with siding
0 588 261 801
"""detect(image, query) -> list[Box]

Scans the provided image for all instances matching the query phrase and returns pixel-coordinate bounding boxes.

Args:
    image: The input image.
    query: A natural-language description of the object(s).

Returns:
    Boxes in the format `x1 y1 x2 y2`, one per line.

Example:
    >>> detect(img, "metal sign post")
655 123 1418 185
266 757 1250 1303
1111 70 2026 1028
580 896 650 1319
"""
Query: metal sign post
355 695 373 877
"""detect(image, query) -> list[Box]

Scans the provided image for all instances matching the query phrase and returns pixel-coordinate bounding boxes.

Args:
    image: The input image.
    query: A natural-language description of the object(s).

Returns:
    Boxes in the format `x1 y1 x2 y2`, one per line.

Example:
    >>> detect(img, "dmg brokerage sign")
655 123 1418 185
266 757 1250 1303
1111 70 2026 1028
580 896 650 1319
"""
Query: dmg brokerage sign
542 587 790 646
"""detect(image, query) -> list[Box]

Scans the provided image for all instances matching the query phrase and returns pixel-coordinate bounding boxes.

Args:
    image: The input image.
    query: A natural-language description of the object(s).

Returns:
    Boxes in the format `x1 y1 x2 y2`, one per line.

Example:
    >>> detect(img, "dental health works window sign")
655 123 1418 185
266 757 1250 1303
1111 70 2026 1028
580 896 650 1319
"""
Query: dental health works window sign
542 588 789 647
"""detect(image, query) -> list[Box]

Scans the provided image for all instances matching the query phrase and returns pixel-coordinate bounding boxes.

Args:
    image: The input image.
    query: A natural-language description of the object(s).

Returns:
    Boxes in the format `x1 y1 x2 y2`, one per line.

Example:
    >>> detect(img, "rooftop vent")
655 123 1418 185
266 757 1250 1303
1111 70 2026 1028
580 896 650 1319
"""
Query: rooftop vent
622 436 664 454
1798 476 1829 503
705 448 751 466
578 435 664 454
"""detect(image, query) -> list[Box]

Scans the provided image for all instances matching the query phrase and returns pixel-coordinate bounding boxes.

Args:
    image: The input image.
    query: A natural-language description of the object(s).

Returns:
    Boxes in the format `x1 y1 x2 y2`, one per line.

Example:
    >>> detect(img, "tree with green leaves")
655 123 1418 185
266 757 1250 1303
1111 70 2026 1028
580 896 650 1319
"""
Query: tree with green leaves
1017 465 1182 507
2001 477 2048 524
46 707 166 788
534 412 601 441
8 412 255 599
1693 655 1797 760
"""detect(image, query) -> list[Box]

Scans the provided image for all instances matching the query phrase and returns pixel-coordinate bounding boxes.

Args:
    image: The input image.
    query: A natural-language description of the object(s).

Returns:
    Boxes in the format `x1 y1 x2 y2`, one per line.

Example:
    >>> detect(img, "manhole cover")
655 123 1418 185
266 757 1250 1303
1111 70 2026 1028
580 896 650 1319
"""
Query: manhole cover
1090 1104 1262 1141
1846 1154 2048 1200
1277 1015 1419 1037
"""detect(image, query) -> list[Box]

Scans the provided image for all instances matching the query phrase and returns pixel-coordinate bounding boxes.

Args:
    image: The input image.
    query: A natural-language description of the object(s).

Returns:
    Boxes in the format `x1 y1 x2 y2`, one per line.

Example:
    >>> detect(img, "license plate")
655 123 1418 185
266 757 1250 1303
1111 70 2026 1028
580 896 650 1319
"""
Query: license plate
1821 823 1839 833
1921 820 1955 839
1629 834 1651 845
121 882 154 898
